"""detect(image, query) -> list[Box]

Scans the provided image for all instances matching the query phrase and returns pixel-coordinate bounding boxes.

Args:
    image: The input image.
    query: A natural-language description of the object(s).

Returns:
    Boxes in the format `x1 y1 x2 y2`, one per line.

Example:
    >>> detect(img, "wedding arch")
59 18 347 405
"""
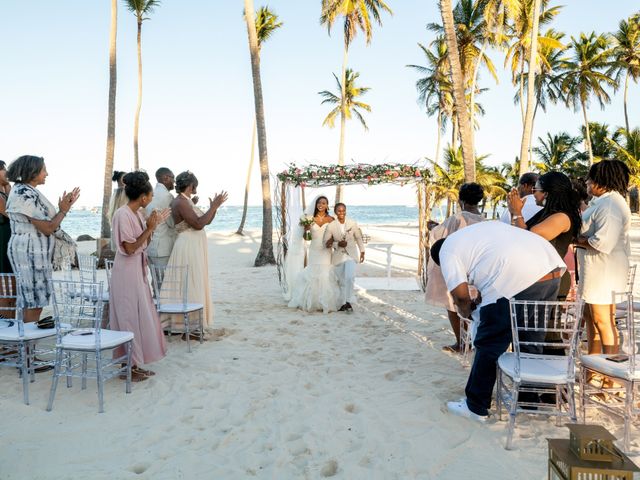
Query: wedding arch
274 163 433 298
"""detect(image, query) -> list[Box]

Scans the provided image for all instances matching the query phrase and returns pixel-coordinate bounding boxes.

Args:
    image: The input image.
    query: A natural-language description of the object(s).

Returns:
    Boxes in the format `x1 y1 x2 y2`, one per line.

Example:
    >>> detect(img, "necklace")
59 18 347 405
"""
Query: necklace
180 193 191 200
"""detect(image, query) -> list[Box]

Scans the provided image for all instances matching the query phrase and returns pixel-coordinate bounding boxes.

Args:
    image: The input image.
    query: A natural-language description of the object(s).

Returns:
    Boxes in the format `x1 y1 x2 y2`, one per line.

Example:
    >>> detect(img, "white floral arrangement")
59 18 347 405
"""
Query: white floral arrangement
299 215 314 241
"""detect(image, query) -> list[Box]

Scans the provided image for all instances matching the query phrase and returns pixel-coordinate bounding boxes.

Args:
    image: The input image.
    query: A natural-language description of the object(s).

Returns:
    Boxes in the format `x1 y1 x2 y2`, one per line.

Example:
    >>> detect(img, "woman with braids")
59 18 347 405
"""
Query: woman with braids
508 171 582 300
574 160 631 360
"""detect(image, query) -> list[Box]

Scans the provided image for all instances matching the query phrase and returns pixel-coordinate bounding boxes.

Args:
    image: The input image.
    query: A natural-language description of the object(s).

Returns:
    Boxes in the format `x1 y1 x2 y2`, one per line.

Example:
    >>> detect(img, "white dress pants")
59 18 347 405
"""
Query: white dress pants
335 259 357 305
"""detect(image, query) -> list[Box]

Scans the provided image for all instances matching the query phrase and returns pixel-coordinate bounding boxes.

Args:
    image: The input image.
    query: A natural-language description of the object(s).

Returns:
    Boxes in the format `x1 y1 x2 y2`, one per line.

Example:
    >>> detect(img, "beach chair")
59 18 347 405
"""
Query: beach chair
496 299 584 449
459 316 473 367
149 264 204 353
77 254 97 283
0 273 56 405
47 279 133 413
580 289 640 453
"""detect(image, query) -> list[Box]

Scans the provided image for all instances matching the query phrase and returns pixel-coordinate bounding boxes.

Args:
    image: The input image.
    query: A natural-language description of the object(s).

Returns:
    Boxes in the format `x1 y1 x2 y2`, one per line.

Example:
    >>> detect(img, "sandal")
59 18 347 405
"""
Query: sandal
132 366 155 377
119 369 148 382
442 344 462 353
182 332 206 342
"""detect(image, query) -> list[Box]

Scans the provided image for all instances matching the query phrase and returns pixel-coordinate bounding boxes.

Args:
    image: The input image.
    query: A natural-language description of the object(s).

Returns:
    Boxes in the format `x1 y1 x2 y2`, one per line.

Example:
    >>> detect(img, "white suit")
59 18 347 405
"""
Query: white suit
323 217 365 305
145 183 176 268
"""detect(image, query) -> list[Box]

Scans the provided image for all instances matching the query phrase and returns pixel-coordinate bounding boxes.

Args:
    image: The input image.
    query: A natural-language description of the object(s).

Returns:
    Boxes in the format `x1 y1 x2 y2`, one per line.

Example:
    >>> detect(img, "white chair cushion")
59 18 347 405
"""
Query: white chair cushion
0 322 57 341
158 303 203 314
498 352 572 384
615 301 640 312
580 354 640 381
60 329 134 350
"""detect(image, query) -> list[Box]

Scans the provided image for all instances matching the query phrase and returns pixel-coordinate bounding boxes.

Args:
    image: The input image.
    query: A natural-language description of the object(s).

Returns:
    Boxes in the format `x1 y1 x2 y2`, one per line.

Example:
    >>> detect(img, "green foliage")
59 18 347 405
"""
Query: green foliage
319 69 371 130
123 0 160 20
277 163 427 187
532 132 588 177
255 6 283 48
320 0 392 47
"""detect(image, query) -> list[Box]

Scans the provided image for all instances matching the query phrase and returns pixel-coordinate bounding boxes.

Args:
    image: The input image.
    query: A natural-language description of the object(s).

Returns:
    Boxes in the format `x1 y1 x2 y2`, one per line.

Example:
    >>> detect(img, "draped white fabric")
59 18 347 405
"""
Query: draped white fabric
282 186 305 301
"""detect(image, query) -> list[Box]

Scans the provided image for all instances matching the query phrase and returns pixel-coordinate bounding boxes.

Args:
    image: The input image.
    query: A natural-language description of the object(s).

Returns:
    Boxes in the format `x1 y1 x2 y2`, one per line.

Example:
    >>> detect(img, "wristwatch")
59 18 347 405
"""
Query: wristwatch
511 215 523 223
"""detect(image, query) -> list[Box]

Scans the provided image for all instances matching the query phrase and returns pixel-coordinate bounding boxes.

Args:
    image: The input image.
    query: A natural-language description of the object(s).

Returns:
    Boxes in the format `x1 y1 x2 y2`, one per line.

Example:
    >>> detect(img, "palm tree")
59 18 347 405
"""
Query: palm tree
123 0 160 171
407 38 453 165
438 0 475 182
319 69 371 133
237 6 282 236
244 0 276 266
100 0 118 247
607 127 640 188
611 15 640 132
532 132 587 177
581 121 621 161
561 32 617 164
320 0 392 202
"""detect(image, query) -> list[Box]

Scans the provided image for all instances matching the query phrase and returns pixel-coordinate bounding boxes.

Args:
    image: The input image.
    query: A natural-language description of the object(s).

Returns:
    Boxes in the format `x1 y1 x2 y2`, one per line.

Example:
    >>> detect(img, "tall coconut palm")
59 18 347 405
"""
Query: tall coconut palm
100 0 118 245
319 69 371 133
607 127 640 188
244 0 276 266
532 132 587 177
439 0 475 182
561 32 617 164
407 38 453 165
320 0 392 202
611 15 640 132
123 0 160 171
237 6 282 236
580 121 621 161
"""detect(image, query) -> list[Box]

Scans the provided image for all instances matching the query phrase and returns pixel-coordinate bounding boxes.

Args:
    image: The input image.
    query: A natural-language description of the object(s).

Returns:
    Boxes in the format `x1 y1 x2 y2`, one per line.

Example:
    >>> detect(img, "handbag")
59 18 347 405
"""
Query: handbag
52 228 78 270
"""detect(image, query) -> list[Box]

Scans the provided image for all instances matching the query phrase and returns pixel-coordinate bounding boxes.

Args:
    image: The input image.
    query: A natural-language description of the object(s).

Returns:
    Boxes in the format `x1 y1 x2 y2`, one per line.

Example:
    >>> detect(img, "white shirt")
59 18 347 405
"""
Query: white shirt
500 194 543 224
439 221 566 309
146 183 176 258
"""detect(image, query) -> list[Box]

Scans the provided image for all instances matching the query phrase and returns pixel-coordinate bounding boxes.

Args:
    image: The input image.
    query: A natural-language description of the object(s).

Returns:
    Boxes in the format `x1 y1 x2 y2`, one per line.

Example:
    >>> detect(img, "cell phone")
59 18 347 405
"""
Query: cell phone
605 354 629 363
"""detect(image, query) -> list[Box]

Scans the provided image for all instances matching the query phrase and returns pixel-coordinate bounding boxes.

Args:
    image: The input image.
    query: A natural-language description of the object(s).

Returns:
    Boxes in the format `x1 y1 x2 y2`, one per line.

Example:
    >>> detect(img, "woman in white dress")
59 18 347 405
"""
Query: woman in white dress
575 160 631 357
288 196 341 313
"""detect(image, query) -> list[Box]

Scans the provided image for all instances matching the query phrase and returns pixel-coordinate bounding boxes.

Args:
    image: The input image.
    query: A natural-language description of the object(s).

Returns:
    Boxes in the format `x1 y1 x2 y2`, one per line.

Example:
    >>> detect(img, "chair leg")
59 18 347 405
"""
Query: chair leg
96 349 104 413
185 313 191 353
579 367 587 423
496 369 503 422
81 353 88 390
505 382 519 450
624 381 632 453
47 349 63 412
199 311 204 345
28 343 36 383
65 352 73 388
567 383 577 423
125 342 132 394
20 343 29 405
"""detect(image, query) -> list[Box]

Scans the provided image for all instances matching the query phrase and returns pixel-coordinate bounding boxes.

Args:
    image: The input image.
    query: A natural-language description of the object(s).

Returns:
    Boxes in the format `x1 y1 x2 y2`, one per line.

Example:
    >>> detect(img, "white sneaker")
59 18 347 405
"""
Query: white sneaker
447 399 488 423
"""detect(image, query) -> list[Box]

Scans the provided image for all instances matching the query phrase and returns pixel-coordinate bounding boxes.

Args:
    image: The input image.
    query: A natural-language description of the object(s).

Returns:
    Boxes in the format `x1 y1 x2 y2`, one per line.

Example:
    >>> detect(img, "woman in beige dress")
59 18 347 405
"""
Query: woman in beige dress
164 171 227 336
425 183 485 352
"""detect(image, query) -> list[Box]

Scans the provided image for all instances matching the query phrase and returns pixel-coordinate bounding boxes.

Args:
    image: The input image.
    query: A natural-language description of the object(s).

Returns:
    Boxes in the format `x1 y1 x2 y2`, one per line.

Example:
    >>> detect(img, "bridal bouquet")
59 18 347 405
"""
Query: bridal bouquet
299 215 314 241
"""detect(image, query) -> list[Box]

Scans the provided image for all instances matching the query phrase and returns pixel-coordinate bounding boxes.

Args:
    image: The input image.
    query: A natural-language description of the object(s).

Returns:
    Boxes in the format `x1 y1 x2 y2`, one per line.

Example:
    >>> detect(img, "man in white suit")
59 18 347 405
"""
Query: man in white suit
324 203 365 312
146 167 177 268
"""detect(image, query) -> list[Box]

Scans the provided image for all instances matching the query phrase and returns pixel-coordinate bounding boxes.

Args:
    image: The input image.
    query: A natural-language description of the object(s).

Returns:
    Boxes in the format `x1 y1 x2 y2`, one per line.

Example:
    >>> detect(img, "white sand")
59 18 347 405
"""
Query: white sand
1 221 639 479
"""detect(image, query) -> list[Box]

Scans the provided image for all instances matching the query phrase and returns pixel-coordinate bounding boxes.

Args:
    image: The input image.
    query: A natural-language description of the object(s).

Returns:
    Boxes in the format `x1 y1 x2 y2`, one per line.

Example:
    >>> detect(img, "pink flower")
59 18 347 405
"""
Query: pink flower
300 182 307 187
415 170 421 177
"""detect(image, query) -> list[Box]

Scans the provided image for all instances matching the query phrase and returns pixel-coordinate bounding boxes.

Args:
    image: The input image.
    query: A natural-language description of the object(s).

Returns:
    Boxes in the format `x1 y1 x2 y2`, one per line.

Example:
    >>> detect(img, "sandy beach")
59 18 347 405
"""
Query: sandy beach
1 221 639 479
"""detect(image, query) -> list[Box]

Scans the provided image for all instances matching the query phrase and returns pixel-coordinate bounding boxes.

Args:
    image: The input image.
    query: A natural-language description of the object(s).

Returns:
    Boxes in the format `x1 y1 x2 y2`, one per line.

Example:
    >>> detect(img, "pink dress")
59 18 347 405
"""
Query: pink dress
424 211 485 311
109 206 167 365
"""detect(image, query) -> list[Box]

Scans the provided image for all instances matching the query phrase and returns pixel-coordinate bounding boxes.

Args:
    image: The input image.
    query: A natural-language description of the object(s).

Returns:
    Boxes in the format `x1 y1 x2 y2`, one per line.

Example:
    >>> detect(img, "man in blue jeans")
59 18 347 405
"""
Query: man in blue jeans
430 222 564 422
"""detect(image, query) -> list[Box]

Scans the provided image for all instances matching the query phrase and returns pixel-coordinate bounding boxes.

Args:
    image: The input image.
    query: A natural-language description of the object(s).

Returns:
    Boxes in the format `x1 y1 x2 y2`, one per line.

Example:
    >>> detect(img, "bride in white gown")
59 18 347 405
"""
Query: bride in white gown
288 196 341 313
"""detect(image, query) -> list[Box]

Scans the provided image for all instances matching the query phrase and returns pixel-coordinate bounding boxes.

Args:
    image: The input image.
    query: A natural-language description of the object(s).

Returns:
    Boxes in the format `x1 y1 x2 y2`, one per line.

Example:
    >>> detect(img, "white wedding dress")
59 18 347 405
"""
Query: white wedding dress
287 222 341 313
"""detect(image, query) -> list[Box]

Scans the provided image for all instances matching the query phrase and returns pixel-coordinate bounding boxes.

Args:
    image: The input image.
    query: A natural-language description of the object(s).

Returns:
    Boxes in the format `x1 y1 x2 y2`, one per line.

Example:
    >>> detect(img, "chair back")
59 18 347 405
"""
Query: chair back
508 299 585 381
149 264 189 310
77 254 98 283
626 265 637 293
104 259 114 287
614 290 639 375
51 280 104 347
0 272 24 337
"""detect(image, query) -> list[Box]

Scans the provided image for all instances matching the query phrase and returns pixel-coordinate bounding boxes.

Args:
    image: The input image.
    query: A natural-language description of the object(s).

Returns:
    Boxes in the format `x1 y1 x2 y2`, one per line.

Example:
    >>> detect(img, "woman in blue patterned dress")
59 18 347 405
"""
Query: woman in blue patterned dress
6 156 80 323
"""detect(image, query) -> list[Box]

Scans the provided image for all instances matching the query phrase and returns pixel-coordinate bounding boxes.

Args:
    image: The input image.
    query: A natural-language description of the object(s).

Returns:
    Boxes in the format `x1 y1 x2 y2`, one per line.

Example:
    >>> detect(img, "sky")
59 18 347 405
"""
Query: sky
0 1 638 207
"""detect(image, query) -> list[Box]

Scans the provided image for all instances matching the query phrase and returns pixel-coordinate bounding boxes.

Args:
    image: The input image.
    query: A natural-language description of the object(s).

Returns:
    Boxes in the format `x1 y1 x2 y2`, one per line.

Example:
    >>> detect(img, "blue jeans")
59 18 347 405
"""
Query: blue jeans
465 277 560 416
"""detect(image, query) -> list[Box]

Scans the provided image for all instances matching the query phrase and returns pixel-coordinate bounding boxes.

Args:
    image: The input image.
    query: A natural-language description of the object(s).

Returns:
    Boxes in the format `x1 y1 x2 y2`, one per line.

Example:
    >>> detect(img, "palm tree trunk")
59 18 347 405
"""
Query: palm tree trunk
623 71 630 133
518 0 541 176
435 112 442 165
581 99 594 164
469 40 488 151
133 16 143 171
519 59 526 125
451 117 458 151
101 0 117 242
439 0 475 182
244 0 276 266
336 46 349 204
236 117 257 236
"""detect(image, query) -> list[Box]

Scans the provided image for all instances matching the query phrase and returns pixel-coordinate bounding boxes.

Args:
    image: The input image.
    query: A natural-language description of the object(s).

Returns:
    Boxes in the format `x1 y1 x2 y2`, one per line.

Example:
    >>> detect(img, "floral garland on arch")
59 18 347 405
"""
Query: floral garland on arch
276 163 429 187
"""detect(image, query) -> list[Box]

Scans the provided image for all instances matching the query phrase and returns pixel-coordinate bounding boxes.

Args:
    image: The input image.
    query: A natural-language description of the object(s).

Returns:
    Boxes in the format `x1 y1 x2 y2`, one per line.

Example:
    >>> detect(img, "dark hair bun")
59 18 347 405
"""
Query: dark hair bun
175 171 198 193
112 170 125 182
123 171 152 201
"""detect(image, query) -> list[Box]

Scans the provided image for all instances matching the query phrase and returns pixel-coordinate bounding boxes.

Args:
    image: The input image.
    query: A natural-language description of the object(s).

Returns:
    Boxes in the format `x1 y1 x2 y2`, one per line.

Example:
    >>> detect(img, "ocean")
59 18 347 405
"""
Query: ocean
63 205 453 240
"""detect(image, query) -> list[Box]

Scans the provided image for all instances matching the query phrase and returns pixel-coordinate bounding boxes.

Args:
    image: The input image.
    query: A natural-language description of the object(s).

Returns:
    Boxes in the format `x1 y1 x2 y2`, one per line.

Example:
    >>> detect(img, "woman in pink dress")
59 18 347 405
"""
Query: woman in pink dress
110 171 169 382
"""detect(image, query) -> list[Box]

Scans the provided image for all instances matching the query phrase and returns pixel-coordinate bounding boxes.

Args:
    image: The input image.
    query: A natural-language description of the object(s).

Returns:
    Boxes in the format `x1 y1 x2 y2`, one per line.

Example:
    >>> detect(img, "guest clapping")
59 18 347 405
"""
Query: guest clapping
574 160 631 358
165 171 228 333
110 171 169 381
6 155 80 323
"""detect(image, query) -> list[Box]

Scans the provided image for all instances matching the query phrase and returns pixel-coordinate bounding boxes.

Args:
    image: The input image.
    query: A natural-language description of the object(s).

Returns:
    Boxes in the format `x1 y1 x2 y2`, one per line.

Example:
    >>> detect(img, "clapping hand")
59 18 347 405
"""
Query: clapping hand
147 208 170 230
58 187 81 213
192 196 199 205
210 191 229 210
507 188 524 215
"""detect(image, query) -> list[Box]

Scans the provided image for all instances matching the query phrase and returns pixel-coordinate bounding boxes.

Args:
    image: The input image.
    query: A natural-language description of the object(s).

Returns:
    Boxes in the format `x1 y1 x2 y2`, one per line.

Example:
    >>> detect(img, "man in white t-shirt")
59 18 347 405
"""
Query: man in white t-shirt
430 221 565 422
500 172 542 224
